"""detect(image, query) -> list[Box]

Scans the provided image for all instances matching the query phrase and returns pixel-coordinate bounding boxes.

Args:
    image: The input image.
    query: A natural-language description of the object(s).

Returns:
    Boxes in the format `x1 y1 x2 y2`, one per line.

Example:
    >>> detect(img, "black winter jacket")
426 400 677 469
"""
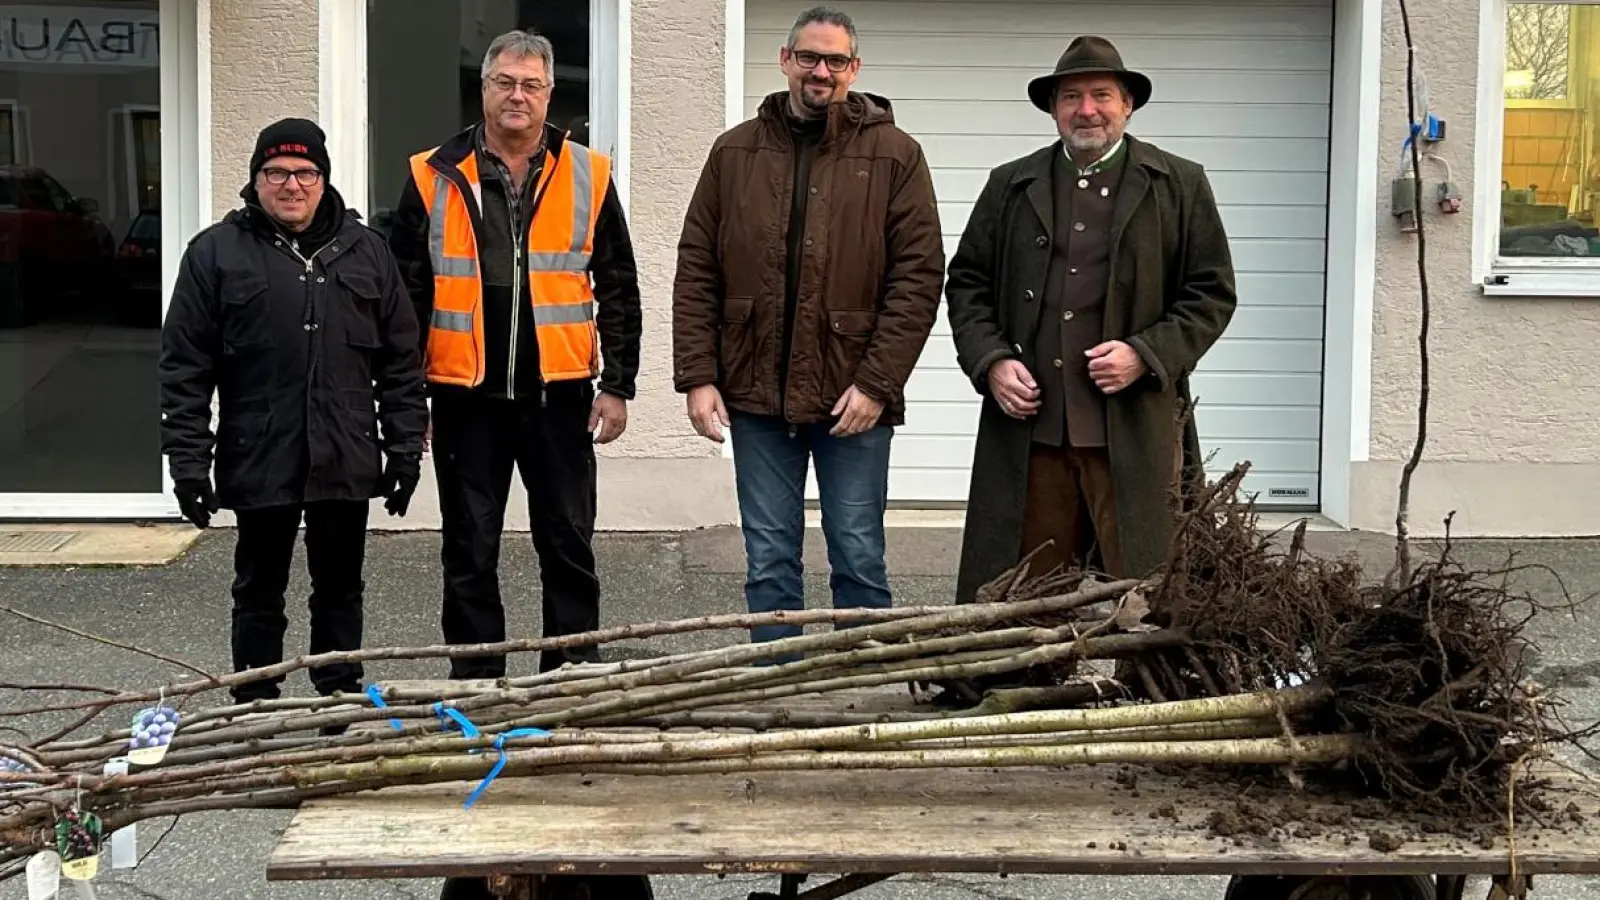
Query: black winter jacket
388 123 642 402
159 189 429 510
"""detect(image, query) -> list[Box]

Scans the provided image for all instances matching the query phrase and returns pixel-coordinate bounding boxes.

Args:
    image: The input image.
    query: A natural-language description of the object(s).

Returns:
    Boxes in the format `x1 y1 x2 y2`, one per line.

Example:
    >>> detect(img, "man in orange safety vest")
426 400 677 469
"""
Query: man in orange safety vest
387 29 642 689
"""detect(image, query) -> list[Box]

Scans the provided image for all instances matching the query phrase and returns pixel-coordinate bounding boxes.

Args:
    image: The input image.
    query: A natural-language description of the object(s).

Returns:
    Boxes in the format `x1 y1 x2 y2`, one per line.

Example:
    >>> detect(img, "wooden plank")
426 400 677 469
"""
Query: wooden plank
272 684 1600 882
267 764 1600 881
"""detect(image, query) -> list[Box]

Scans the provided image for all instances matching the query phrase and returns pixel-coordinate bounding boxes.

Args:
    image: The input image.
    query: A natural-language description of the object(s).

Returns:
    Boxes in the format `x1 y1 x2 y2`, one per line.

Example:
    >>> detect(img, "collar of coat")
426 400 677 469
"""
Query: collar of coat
755 89 896 148
1010 134 1173 242
1011 133 1169 188
426 120 569 173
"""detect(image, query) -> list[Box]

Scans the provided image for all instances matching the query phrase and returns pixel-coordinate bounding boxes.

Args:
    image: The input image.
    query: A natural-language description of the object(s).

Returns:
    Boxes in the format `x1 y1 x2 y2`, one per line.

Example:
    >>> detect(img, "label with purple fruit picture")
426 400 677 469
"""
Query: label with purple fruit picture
55 807 103 881
127 705 180 765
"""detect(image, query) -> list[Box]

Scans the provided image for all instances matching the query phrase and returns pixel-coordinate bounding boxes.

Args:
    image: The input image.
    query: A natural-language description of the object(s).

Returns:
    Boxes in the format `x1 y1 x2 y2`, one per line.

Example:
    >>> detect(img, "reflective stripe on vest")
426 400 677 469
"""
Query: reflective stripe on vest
409 139 609 387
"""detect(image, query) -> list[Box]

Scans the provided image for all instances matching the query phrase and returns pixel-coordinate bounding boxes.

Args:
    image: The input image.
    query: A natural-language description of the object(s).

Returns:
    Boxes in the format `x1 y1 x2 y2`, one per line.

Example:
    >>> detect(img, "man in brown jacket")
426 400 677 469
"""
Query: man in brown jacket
946 36 1237 605
673 5 944 649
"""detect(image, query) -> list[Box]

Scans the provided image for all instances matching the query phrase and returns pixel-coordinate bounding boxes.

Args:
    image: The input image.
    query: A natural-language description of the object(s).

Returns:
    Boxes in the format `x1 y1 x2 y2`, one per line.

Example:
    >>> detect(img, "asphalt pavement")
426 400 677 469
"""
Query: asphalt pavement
2 525 1598 900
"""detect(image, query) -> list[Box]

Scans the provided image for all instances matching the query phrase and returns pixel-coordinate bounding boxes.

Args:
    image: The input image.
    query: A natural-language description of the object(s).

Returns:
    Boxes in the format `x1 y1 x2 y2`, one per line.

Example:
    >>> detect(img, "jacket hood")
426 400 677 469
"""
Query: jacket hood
758 90 896 143
228 181 363 246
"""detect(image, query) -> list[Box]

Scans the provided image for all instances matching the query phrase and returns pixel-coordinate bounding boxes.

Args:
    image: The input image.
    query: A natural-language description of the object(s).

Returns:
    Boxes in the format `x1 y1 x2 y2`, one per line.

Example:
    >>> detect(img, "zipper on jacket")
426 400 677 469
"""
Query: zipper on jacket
508 197 522 400
278 235 336 406
279 236 331 329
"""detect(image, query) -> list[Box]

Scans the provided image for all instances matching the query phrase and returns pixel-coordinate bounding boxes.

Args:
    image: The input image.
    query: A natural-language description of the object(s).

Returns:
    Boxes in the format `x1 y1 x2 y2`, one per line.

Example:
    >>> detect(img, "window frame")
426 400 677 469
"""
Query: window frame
1474 0 1600 296
319 0 630 224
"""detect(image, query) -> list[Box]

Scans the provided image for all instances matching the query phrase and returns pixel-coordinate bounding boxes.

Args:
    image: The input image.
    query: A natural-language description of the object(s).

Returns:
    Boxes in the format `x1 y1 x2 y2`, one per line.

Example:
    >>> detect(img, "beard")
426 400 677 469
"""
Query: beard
798 77 834 111
1063 118 1118 156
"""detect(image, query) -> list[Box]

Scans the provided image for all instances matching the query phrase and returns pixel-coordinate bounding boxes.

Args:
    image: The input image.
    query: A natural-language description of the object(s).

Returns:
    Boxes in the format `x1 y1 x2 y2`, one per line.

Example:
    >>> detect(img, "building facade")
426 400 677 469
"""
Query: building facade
0 0 1594 539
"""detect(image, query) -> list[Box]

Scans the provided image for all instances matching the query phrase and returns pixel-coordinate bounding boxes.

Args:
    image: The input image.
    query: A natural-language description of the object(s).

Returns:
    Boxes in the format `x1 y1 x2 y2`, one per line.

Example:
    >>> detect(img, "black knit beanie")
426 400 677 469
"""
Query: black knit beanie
249 117 331 178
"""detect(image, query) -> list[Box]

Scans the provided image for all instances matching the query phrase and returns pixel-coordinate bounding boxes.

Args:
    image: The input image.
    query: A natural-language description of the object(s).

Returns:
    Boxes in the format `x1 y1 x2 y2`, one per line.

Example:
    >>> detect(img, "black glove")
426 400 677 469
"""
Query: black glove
378 453 421 517
173 477 219 529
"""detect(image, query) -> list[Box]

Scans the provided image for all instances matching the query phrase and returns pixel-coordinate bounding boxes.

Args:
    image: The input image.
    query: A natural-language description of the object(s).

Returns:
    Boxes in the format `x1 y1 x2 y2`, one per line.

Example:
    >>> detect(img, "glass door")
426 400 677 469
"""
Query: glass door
0 0 168 515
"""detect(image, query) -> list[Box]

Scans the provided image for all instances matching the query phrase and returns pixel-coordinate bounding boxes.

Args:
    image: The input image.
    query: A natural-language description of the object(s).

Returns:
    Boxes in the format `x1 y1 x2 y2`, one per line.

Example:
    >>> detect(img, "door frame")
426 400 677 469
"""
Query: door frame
0 99 22 164
0 0 209 520
320 0 632 219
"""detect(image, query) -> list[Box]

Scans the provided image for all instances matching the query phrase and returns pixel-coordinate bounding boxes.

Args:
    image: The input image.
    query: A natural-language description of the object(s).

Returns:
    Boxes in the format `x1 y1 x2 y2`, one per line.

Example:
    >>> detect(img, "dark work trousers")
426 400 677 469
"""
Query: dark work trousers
440 874 655 900
431 386 602 680
229 500 370 704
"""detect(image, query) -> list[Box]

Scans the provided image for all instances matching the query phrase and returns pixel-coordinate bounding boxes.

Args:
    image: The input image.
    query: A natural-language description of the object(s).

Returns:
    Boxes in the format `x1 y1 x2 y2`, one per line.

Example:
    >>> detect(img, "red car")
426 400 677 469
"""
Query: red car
0 165 116 328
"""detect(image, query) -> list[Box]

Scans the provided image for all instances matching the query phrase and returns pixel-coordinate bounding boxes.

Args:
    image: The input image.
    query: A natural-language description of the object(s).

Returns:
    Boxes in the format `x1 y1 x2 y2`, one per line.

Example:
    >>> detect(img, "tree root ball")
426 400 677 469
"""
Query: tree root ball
967 460 1593 824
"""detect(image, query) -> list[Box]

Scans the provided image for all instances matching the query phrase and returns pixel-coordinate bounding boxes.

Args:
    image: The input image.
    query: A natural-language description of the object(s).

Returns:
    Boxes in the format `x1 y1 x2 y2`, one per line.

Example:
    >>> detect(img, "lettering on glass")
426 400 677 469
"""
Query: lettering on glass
0 6 160 69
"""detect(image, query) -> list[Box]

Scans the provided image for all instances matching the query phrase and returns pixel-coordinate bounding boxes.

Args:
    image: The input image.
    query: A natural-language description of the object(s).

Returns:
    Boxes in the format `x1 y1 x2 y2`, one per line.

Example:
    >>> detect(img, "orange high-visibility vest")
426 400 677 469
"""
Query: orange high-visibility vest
408 139 610 388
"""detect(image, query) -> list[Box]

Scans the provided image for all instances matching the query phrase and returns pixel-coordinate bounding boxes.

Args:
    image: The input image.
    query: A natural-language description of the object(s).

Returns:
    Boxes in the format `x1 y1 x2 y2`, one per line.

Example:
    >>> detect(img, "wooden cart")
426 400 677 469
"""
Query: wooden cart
264 682 1600 900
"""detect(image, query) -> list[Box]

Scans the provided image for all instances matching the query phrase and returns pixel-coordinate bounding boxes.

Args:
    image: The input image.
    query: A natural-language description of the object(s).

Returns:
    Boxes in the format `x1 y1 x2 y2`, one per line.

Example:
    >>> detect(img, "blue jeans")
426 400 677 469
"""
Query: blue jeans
729 411 894 647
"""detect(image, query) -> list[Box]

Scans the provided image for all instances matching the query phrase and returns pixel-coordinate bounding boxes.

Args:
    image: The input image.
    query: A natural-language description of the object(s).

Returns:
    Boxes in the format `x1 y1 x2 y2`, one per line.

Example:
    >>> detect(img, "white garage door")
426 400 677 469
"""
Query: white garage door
743 0 1332 509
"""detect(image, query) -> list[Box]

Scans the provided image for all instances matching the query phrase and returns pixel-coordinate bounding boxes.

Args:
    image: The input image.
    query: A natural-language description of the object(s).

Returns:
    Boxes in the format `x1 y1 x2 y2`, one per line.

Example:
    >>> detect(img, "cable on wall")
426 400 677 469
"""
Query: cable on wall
1389 0 1435 585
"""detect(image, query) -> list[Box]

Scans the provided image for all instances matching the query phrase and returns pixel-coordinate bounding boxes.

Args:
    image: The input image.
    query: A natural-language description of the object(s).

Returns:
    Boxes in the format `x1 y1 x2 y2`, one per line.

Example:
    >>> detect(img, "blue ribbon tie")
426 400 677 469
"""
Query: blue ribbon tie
432 702 483 740
365 684 404 731
365 686 552 809
463 726 551 810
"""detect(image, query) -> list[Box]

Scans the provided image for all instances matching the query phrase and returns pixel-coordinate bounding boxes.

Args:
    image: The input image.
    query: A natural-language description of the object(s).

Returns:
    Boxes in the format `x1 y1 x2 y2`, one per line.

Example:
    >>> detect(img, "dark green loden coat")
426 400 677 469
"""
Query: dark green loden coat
946 134 1238 605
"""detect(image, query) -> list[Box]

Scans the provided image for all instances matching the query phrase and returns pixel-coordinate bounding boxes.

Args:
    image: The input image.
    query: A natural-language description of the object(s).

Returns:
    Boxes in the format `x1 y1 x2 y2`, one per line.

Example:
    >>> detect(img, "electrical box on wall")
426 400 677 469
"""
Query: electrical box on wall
1423 114 1446 142
1436 181 1462 213
1392 174 1419 233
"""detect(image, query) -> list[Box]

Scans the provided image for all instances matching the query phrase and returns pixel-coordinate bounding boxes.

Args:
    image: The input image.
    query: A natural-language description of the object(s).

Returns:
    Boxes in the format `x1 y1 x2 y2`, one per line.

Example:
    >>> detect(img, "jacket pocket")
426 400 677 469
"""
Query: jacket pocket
334 387 383 493
335 270 381 311
718 295 760 399
335 272 383 338
218 276 272 353
824 308 878 400
213 410 272 504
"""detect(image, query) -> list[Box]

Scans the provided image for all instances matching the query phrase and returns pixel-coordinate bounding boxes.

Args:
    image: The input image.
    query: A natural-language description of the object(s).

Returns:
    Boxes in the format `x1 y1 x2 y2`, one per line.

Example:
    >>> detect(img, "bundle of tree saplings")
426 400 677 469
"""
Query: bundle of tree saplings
0 463 1587 878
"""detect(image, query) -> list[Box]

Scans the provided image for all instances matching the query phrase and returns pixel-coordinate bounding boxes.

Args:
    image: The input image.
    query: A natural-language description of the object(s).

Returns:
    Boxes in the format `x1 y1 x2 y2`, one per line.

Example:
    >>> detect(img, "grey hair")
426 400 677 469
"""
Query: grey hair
787 6 858 57
481 29 554 79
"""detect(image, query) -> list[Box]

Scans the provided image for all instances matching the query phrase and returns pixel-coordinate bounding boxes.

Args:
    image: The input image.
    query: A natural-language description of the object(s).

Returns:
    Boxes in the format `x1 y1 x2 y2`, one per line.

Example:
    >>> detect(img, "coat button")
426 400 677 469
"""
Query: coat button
1023 289 1034 301
1052 358 1063 369
1063 310 1075 321
1035 235 1047 247
809 186 818 195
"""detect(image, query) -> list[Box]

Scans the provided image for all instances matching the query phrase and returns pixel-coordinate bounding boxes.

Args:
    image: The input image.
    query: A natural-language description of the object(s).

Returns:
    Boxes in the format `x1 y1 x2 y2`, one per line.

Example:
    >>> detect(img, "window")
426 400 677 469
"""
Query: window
1479 0 1600 294
0 106 13 165
363 0 596 242
0 0 165 496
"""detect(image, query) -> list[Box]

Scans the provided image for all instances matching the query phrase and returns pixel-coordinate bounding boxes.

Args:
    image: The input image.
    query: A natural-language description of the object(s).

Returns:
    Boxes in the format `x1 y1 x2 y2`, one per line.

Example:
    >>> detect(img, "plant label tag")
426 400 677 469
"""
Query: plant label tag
100 759 136 869
55 809 104 882
59 856 99 882
127 706 180 766
26 851 60 899
2 752 38 787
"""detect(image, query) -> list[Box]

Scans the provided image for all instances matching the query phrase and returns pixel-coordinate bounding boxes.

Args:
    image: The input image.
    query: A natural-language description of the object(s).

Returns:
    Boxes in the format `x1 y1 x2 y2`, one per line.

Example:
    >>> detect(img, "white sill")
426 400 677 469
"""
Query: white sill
1479 268 1600 298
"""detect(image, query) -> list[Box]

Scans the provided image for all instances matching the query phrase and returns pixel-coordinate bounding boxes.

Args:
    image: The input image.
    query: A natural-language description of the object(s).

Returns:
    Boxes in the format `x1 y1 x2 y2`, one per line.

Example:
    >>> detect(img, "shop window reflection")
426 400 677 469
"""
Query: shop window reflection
365 0 591 240
0 0 163 494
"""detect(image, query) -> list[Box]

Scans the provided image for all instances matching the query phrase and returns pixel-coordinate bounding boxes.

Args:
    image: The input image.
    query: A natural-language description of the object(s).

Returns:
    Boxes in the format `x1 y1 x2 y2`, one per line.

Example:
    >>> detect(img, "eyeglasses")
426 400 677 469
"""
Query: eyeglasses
486 75 550 95
262 167 323 186
789 50 854 73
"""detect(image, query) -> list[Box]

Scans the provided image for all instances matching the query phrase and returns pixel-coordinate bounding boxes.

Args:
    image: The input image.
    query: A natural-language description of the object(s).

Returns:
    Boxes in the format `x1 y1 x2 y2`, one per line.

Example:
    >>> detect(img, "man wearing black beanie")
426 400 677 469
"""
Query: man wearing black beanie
159 116 429 724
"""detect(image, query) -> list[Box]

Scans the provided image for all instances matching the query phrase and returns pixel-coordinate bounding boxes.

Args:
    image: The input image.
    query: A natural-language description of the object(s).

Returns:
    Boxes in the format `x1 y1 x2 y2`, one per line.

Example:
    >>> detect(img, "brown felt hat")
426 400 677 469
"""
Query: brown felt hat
1027 36 1152 113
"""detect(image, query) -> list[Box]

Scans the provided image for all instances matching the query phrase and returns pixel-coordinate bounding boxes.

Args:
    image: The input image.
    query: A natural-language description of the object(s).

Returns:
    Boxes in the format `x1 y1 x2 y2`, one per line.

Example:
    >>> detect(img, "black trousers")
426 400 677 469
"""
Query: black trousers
230 500 370 703
431 386 602 679
439 874 654 900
